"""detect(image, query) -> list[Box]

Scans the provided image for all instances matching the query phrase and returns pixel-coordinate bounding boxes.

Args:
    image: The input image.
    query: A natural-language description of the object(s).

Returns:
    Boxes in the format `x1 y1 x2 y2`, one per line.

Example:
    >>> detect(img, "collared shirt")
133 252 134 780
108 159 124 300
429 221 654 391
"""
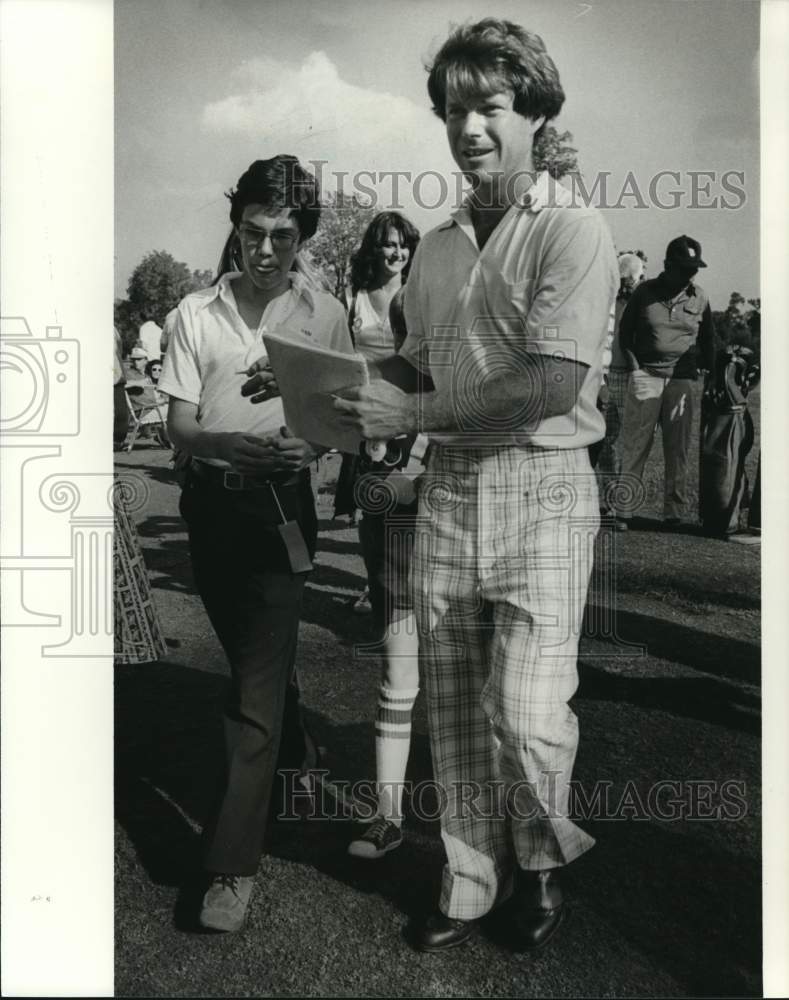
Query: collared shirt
400 171 619 448
158 271 352 465
618 275 716 378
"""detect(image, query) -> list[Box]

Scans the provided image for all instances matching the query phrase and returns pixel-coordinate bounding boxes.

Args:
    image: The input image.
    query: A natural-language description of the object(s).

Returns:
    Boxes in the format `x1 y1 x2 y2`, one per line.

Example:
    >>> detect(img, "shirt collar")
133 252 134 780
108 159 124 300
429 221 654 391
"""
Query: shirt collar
656 272 697 298
438 171 573 231
198 269 316 315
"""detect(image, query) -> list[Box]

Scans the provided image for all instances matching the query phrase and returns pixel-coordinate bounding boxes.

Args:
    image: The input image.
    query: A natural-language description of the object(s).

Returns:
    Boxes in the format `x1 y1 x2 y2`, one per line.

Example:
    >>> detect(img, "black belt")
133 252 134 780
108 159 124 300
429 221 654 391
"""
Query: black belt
190 461 305 492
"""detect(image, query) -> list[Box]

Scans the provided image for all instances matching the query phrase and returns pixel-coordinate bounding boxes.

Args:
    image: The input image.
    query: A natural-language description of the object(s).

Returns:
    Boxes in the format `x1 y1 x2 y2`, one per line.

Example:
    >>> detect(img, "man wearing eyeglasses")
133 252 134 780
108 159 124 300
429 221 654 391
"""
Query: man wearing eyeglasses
159 155 352 933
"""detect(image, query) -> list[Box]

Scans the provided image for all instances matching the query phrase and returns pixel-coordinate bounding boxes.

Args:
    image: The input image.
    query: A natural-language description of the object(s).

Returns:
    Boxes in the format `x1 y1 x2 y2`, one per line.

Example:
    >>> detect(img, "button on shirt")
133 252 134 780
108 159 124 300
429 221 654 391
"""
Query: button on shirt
399 171 619 448
158 271 353 466
617 276 716 379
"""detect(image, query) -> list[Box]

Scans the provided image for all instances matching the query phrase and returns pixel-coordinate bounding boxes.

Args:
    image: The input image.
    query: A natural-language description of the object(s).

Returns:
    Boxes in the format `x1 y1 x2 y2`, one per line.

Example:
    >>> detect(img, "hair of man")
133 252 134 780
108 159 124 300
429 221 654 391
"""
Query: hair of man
225 154 321 239
426 17 565 140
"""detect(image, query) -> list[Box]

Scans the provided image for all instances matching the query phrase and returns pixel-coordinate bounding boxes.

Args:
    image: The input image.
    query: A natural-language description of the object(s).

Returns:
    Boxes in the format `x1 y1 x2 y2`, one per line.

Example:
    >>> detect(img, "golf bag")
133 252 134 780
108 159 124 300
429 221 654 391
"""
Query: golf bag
698 346 760 537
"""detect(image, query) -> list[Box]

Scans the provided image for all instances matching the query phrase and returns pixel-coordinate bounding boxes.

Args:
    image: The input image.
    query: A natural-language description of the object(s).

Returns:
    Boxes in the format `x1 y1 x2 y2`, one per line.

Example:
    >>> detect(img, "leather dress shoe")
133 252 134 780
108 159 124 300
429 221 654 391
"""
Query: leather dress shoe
510 870 567 951
414 910 478 953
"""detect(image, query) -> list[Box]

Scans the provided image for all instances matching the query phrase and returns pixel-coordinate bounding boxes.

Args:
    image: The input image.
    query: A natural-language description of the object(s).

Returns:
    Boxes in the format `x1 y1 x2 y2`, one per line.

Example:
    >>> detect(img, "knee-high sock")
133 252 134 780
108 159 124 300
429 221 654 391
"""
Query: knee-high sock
375 685 419 824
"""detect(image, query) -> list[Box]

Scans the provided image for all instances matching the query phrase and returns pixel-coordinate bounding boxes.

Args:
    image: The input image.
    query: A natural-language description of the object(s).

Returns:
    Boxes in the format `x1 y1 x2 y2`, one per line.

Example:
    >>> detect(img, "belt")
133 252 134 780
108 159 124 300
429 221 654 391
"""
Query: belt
190 461 305 492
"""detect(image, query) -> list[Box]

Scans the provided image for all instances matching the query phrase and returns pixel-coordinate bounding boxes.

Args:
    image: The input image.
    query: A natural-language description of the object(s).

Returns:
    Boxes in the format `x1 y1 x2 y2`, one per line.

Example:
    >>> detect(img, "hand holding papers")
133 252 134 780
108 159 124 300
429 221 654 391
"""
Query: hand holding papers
239 358 280 404
262 332 370 453
333 377 418 442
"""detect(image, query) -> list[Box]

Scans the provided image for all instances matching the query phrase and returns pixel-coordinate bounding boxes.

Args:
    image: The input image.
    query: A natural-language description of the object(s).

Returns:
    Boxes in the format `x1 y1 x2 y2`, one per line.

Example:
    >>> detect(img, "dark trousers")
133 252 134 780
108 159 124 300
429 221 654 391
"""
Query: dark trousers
179 468 318 876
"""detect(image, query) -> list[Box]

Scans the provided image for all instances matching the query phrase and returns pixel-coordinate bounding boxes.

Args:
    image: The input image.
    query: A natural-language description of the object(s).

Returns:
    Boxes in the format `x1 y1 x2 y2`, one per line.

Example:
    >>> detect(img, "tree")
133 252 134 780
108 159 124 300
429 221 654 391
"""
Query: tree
115 251 213 352
305 192 376 300
533 126 579 179
712 292 760 358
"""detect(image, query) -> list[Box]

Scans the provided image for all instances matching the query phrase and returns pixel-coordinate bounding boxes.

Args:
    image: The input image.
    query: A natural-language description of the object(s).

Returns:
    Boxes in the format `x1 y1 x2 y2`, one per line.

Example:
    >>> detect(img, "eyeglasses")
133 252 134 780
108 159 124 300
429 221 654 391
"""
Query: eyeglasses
238 226 299 251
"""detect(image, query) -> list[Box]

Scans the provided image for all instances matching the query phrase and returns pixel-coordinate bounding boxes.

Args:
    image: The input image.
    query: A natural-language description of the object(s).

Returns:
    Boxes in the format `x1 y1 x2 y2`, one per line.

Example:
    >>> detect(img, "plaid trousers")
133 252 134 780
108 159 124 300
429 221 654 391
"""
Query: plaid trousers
412 445 598 919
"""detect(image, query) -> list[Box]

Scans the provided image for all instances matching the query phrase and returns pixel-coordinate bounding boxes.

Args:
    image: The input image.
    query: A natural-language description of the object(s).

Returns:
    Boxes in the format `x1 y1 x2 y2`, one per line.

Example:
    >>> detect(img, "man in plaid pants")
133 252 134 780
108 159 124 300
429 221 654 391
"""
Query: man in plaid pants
336 18 618 952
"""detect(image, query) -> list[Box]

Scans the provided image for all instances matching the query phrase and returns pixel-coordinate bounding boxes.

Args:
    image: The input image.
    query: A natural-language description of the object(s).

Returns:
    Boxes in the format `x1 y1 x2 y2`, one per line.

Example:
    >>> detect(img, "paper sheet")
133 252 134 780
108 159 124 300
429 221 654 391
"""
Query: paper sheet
262 332 369 453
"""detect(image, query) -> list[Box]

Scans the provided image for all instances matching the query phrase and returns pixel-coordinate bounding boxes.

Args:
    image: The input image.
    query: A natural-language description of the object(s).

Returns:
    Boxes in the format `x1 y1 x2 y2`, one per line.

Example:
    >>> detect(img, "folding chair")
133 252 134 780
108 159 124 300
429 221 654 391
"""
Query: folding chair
124 385 170 451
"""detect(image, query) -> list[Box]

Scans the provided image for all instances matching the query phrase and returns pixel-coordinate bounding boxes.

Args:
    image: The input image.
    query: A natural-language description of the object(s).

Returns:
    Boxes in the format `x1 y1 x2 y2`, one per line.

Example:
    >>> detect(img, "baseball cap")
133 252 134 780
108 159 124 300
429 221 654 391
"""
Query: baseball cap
665 235 707 268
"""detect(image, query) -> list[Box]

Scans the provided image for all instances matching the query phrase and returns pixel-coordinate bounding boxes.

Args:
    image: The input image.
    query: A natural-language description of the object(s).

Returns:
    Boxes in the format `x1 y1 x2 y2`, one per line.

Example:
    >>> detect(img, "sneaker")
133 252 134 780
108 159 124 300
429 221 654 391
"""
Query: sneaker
347 816 403 859
199 874 255 932
352 586 372 615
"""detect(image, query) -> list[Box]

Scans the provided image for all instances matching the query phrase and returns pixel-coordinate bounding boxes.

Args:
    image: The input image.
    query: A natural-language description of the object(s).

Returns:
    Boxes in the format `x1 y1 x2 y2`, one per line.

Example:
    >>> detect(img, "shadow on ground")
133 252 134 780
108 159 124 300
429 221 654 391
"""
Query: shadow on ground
116 650 761 996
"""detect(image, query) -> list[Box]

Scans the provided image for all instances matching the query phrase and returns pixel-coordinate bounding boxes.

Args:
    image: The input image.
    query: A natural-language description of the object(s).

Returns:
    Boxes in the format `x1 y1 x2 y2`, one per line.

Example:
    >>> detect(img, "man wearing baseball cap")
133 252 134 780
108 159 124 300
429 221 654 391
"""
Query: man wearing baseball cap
616 235 717 526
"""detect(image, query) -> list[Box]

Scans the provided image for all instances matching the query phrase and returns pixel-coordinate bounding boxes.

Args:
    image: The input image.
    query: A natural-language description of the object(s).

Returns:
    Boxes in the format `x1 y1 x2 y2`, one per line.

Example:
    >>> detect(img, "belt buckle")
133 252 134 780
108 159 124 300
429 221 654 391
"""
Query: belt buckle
223 470 245 491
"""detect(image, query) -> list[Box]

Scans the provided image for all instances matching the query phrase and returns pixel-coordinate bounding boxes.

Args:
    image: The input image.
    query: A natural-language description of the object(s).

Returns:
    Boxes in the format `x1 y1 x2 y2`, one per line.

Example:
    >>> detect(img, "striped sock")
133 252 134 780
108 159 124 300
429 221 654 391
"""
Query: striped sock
375 685 419 825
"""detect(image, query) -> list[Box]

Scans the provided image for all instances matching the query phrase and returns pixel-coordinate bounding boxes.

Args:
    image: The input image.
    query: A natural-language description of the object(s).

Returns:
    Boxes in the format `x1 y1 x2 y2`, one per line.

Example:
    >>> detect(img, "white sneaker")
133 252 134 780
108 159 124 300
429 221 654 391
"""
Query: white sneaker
199 874 255 932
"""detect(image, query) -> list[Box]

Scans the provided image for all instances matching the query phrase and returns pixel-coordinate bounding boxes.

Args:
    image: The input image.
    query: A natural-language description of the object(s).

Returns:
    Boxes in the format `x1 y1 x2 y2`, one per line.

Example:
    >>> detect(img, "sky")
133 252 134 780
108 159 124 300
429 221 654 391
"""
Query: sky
115 0 761 307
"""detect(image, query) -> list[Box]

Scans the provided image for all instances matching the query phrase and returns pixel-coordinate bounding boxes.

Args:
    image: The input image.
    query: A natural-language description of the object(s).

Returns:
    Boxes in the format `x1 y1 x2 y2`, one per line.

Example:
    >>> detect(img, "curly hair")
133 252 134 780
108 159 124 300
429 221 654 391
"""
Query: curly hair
426 18 565 136
226 154 321 239
144 359 162 381
349 212 421 294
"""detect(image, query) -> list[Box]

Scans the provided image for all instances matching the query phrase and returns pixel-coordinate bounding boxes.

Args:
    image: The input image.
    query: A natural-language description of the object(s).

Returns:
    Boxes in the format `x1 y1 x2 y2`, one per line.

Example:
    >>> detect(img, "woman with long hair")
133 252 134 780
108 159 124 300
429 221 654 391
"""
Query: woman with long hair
335 211 425 859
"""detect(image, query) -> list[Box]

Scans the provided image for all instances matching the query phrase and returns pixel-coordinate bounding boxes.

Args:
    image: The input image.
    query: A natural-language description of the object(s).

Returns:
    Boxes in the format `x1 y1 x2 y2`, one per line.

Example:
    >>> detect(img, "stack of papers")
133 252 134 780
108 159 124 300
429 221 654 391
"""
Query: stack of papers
262 332 370 453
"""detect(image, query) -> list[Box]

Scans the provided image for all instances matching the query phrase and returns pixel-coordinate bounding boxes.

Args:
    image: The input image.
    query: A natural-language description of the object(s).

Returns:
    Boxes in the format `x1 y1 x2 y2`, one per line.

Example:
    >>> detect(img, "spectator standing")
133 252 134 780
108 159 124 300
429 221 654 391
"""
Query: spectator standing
138 317 162 361
333 212 426 860
591 251 646 526
617 235 717 526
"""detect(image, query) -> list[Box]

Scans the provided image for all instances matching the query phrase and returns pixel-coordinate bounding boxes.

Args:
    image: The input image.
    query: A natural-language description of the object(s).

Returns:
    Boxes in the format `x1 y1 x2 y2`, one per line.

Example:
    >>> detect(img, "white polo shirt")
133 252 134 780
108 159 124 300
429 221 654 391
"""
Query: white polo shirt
400 171 619 448
158 271 352 465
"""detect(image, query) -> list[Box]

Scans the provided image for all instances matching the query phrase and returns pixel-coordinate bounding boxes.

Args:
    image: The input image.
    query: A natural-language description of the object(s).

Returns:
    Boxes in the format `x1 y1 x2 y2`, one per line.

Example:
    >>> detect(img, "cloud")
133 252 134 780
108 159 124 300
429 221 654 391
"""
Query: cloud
201 51 459 215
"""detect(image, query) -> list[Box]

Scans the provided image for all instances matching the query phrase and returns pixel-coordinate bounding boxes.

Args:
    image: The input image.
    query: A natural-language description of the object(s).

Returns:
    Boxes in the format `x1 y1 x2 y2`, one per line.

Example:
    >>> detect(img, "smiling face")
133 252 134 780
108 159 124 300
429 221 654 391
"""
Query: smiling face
236 204 302 296
374 227 411 284
445 85 543 202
